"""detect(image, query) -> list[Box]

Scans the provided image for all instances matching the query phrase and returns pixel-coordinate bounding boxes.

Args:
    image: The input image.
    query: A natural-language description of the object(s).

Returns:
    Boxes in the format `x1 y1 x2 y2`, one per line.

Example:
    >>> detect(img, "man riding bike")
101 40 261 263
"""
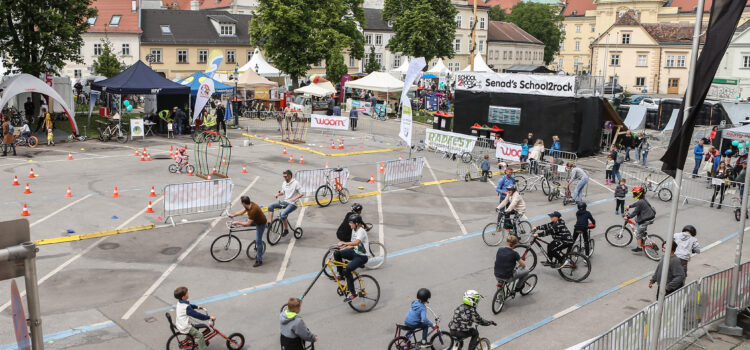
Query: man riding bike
625 186 656 253
496 184 526 234
495 168 516 202
228 195 267 267
494 235 528 292
336 203 370 242
532 211 574 269
267 170 304 237
448 290 495 350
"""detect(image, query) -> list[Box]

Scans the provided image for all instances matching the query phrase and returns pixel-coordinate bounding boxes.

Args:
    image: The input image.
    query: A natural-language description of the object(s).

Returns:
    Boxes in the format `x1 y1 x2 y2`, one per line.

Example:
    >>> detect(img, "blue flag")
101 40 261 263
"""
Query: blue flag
224 99 233 122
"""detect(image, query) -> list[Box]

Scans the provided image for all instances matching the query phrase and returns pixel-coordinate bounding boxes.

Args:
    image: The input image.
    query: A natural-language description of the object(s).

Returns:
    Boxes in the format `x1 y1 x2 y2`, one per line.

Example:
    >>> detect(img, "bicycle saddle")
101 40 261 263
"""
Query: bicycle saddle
397 324 417 331
333 167 344 172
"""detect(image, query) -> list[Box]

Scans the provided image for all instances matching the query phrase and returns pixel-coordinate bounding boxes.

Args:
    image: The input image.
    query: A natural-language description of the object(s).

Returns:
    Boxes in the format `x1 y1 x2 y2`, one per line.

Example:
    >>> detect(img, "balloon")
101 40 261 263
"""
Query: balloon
123 100 130 106
733 140 739 146
746 141 749 146
126 105 133 111
739 143 745 149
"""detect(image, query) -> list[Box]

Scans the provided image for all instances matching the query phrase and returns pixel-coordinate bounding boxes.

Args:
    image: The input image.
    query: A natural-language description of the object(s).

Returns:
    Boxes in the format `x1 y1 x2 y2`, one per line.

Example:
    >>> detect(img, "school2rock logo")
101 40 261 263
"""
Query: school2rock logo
457 74 481 89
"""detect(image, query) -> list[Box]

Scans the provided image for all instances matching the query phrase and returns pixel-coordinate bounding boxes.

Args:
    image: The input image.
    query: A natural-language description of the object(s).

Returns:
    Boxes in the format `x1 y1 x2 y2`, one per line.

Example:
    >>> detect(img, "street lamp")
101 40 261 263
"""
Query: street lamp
233 63 239 127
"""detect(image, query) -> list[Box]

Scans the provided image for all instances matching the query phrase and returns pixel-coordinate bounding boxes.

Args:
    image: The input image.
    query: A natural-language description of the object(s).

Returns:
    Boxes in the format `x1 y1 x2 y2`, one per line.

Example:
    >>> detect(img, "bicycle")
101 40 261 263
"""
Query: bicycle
321 224 387 278
604 214 664 261
570 223 596 259
491 267 538 314
732 196 748 222
284 246 380 313
210 220 262 262
388 306 453 350
448 324 495 350
165 307 244 349
14 133 38 148
513 233 591 282
267 201 304 246
641 174 673 202
192 127 220 144
96 119 128 143
315 168 350 207
482 210 532 246
169 159 195 175
548 181 576 205
517 173 551 195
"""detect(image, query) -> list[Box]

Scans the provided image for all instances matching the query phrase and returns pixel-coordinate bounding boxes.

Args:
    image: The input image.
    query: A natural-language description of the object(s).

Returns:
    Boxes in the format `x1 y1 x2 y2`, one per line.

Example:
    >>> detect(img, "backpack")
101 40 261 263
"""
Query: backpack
8 124 14 134
616 150 625 164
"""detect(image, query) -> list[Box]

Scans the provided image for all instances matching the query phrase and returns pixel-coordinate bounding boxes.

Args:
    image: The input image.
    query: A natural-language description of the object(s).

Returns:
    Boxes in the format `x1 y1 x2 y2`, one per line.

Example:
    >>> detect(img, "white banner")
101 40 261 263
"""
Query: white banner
193 79 215 120
384 158 425 184
495 141 523 162
310 114 349 130
164 178 233 212
455 72 576 97
425 129 477 154
400 103 413 146
296 168 350 194
400 58 426 147
130 118 144 138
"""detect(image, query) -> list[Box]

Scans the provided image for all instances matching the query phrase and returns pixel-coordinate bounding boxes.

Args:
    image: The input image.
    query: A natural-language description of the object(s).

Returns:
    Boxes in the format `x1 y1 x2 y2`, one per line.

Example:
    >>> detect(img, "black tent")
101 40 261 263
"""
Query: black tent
504 65 556 74
91 61 189 95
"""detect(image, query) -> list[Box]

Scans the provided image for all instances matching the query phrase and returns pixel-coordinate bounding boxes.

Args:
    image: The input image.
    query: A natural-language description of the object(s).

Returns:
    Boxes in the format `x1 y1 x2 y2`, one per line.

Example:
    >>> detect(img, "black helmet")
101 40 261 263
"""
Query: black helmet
682 225 697 236
348 214 364 225
417 288 431 303
577 201 587 210
351 203 363 213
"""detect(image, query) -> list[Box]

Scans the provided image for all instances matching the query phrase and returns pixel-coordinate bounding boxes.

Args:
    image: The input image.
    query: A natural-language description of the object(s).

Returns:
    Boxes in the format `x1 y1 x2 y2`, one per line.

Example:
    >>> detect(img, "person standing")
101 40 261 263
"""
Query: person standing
674 225 700 275
692 139 705 177
2 116 16 156
633 133 642 162
611 145 624 181
550 135 561 159
520 139 529 163
215 102 226 135
529 139 544 174
228 196 267 267
648 241 686 299
280 298 317 350
640 136 651 166
711 162 728 209
326 96 335 116
23 97 34 124
174 106 186 135
621 130 634 161
349 108 358 131
480 155 490 182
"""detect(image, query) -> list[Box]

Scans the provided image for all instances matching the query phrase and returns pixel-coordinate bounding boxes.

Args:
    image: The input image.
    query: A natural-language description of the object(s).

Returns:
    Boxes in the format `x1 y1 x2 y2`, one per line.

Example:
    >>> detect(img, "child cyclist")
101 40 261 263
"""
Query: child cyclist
174 146 189 173
403 288 434 346
625 186 656 253
532 211 574 269
173 286 214 350
448 290 495 350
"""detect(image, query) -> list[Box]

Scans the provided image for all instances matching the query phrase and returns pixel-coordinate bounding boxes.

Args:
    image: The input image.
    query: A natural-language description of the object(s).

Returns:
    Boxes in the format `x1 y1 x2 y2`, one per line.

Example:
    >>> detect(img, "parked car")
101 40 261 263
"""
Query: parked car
641 97 660 108
603 83 624 94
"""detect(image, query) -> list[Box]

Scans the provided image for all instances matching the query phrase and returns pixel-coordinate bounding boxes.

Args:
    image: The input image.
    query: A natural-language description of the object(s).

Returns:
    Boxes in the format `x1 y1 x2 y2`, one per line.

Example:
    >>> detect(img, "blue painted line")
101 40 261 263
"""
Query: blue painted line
720 231 739 243
575 285 621 308
0 321 116 350
493 316 555 346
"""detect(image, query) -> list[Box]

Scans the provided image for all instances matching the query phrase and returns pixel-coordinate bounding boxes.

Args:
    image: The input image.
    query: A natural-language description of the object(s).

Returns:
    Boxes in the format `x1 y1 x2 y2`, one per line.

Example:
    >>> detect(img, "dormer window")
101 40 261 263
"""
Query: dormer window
109 15 121 26
88 16 97 26
160 25 171 34
220 24 235 36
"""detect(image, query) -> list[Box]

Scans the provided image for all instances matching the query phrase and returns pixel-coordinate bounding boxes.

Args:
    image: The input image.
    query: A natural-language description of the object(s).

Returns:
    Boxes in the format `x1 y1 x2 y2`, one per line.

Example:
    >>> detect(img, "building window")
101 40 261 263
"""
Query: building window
478 40 484 52
576 24 581 33
455 15 461 28
621 33 630 44
744 56 750 68
677 55 686 67
666 55 675 67
637 54 647 66
558 58 563 67
375 34 382 46
469 17 473 29
349 55 356 68
88 16 97 26
366 34 372 45
94 43 102 56
516 51 520 60
74 69 82 79
150 49 162 63
198 49 208 63
375 53 382 67
635 77 645 86
315 60 323 67
610 54 620 66
502 51 506 60
177 49 188 63
76 47 81 56
575 40 580 51
480 17 486 30
226 49 235 63
591 25 595 32
122 43 130 56
560 41 565 50
220 24 235 36
454 39 460 52
393 54 401 68
109 15 121 26
160 25 171 35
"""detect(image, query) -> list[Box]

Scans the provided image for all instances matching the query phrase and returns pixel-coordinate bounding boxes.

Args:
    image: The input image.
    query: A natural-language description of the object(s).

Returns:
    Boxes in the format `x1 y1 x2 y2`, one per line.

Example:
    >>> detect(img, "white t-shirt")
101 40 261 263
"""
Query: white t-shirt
281 179 302 205
351 227 369 256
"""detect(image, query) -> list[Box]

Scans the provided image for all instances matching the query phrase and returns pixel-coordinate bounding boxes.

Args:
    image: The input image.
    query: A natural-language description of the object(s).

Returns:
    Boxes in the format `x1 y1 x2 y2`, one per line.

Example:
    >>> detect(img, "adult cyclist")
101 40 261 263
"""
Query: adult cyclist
625 186 656 253
496 184 526 234
495 168 516 202
267 170 304 237
448 290 495 350
336 203 370 242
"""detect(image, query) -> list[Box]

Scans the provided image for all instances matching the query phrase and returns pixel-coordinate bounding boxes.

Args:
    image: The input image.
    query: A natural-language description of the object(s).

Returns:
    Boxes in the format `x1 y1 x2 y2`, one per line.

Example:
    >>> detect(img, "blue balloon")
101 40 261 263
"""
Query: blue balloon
126 105 133 111
740 143 745 149
726 149 733 155
733 140 739 146
123 100 130 106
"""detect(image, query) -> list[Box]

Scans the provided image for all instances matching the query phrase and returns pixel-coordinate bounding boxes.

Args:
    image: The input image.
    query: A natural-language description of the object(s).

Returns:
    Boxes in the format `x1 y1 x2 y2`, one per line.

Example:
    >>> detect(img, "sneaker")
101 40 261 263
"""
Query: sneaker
253 260 263 267
420 340 430 348
556 260 571 269
343 294 357 303
282 229 289 236
631 247 643 252
541 261 553 267
615 210 619 215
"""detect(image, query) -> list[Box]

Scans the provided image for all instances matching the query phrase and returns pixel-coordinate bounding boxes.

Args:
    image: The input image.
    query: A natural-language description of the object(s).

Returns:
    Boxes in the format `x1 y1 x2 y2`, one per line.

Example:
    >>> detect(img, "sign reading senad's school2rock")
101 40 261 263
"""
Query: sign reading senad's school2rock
455 72 576 98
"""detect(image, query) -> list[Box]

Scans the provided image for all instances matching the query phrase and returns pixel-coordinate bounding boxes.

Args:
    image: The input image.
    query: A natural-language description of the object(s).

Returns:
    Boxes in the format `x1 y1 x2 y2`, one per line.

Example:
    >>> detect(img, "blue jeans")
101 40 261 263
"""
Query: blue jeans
692 158 702 175
573 177 588 202
253 223 266 262
268 201 298 220
612 163 622 181
642 151 648 165
405 321 431 341
635 147 640 161
625 147 631 161
333 249 368 297
176 118 183 135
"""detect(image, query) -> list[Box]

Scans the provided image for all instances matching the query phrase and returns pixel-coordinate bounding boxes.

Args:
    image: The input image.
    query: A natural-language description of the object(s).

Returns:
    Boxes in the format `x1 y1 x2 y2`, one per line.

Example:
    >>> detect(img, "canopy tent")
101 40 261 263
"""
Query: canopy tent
238 48 284 76
461 55 493 72
392 58 410 74
0 74 78 134
178 72 234 95
91 61 189 95
232 69 278 89
719 102 750 124
505 65 556 74
421 74 438 79
661 109 680 133
428 59 449 74
623 105 648 130
722 123 750 141
294 81 336 97
345 72 409 93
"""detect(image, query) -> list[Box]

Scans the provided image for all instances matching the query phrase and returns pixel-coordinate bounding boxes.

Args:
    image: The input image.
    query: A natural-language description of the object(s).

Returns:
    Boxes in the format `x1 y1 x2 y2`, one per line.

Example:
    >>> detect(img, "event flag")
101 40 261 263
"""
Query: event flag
193 79 215 121
660 0 744 176
224 99 232 122
204 49 224 79
399 57 426 146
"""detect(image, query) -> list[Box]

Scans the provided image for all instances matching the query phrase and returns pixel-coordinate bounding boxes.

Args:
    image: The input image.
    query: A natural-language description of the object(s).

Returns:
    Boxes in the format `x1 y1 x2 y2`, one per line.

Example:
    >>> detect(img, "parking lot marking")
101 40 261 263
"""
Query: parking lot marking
242 133 405 156
121 177 259 320
30 193 94 227
376 180 385 244
276 205 307 281
424 159 468 235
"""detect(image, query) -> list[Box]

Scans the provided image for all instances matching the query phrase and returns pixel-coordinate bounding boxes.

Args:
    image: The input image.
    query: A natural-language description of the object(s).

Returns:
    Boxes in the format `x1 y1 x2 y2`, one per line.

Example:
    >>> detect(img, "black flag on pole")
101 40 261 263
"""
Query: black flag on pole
660 0 745 177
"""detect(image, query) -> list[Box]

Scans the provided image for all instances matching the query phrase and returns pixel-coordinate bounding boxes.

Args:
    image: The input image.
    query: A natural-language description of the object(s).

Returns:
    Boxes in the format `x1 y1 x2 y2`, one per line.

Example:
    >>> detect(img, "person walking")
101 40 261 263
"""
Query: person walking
692 139 705 177
640 136 651 166
215 102 226 135
529 139 544 174
674 225 700 275
648 241 686 299
2 116 16 156
621 130 634 161
711 162 729 209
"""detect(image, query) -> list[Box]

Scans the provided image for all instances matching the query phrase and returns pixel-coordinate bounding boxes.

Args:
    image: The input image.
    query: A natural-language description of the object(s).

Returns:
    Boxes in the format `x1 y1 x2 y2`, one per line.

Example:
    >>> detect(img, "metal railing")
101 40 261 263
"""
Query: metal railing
296 168 350 194
163 178 233 226
383 157 425 189
680 174 742 209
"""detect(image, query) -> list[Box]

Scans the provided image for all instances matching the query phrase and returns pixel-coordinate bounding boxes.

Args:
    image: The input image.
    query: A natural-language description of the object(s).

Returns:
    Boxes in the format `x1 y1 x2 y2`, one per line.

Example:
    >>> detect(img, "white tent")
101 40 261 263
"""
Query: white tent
0 74 78 134
294 81 336 97
461 54 493 72
428 59 449 74
623 105 648 130
720 102 750 125
722 123 750 141
239 48 283 76
661 109 680 133
345 72 408 93
392 58 410 74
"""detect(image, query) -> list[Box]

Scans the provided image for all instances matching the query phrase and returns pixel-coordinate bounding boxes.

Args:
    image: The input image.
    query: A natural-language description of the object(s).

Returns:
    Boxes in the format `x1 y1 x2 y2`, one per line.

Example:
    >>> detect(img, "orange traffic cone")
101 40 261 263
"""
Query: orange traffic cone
207 173 212 180
149 186 157 197
282 147 287 155
140 153 145 161
146 153 152 161
325 162 329 169
145 201 155 213
67 152 73 160
338 140 344 150
299 156 304 164
20 204 29 217
208 141 212 148
143 147 147 154
169 145 174 156
12 175 19 186
135 148 140 157
288 154 294 163
187 168 194 176
211 166 217 175
23 183 31 194
65 186 73 198
379 162 385 173
241 165 247 173
331 141 335 149
399 154 403 160
222 157 227 166
368 174 375 184
28 168 35 178
112 186 120 198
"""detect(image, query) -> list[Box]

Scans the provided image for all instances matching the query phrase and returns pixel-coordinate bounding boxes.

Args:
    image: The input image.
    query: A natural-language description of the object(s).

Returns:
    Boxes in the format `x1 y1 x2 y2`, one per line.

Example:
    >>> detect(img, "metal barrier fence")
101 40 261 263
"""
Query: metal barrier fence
680 174 743 209
296 168 350 194
383 157 425 189
163 178 233 226
545 148 578 163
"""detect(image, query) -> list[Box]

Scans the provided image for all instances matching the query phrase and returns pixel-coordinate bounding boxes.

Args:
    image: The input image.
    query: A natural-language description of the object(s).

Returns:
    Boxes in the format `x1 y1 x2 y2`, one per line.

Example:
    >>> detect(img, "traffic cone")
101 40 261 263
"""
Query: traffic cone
140 153 145 161
112 186 120 198
207 173 212 180
149 186 157 197
145 201 154 213
379 162 385 173
368 174 375 184
28 168 35 178
135 148 140 157
187 168 194 176
399 154 403 160
208 141 212 148
143 147 147 154
169 145 174 157
338 140 344 150
212 166 217 174
222 157 227 166
299 156 304 164
65 186 73 198
67 152 73 160
331 141 335 149
325 162 329 169
23 183 31 194
20 204 29 217
282 147 287 155
288 154 294 163
241 165 247 173
12 175 19 186
147 153 153 161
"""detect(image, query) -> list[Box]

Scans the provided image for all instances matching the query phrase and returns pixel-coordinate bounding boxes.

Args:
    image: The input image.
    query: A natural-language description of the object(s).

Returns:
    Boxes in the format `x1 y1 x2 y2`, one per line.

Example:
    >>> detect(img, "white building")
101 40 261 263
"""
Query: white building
714 20 750 101
363 8 401 72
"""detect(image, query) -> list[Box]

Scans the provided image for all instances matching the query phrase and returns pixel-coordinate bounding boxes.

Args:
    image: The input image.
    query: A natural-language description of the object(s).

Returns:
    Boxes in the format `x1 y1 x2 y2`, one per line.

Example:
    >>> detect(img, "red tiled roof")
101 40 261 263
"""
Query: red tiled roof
668 0 750 13
161 0 233 10
469 0 521 13
642 23 707 43
488 21 543 44
562 0 596 17
88 0 142 33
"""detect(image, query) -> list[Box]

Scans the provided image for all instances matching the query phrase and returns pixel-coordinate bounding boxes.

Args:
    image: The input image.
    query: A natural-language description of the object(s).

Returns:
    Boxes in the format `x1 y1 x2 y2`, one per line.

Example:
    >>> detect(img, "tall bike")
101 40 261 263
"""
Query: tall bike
210 220 263 262
513 233 591 282
267 201 304 246
315 167 350 207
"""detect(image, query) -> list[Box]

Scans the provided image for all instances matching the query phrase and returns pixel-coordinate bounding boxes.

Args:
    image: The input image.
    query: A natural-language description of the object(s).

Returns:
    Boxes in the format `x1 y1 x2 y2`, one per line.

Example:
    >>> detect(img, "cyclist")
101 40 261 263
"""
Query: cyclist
496 184 526 233
448 290 495 350
494 235 528 292
566 162 589 202
571 202 596 257
532 211 574 269
495 168 516 202
174 146 188 172
19 121 31 140
280 297 318 350
334 214 369 303
625 186 656 253
336 203 368 242
267 170 303 236
228 195 267 267
404 288 433 345
173 286 214 350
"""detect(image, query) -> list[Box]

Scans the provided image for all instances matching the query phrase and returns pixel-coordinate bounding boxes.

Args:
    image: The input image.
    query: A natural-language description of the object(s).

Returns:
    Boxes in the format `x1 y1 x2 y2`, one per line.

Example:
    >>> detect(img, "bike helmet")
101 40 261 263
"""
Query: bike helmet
577 201 587 210
506 184 516 192
348 214 364 225
632 186 645 199
178 146 186 153
462 290 483 307
682 225 697 236
351 203 363 213
417 288 431 303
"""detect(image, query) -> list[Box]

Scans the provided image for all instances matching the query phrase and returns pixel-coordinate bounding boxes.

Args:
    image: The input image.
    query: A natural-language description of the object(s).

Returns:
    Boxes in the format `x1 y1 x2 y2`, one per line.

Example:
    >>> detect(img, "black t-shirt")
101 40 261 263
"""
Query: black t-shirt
336 211 355 241
494 247 520 280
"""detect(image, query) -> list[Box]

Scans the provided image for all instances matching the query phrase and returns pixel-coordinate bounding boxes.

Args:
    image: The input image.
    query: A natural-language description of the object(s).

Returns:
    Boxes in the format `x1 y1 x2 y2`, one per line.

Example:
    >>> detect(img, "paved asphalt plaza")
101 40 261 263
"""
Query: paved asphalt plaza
0 119 746 349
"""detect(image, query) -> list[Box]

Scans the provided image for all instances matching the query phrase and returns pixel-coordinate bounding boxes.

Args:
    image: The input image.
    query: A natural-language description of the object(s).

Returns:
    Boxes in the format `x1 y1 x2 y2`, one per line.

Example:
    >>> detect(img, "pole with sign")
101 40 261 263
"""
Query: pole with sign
400 57 426 151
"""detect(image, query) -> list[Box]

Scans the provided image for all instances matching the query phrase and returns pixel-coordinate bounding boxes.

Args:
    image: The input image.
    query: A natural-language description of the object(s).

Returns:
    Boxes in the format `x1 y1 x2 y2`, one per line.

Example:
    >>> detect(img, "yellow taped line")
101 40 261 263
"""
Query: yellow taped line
34 224 156 246
243 133 405 157
422 179 458 186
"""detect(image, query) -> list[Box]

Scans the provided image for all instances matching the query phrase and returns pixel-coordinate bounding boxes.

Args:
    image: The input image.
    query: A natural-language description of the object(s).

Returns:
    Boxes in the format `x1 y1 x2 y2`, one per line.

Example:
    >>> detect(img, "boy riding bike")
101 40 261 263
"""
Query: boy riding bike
532 211 574 269
625 186 656 253
268 170 304 236
173 286 214 350
403 288 434 345
571 202 596 257
448 290 496 350
494 235 528 292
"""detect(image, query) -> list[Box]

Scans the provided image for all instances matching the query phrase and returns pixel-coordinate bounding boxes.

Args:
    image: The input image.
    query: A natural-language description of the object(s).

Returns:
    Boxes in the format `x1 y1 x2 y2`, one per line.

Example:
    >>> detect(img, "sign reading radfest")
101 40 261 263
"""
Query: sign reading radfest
455 72 576 98
425 129 477 154
495 141 523 162
310 114 349 130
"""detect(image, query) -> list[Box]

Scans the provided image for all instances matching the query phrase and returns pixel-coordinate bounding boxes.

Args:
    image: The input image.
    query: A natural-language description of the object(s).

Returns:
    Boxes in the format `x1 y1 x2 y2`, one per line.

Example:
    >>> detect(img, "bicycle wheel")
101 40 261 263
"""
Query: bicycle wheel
185 165 195 174
246 240 264 260
210 234 241 262
547 188 558 202
519 274 538 296
644 234 665 261
482 222 504 246
605 225 633 247
558 253 591 282
315 185 333 207
514 245 537 272
541 177 551 195
658 188 672 202
515 175 527 192
166 333 196 349
347 274 380 312
464 173 471 182
294 227 303 239
321 250 335 278
169 164 178 173
27 136 38 148
515 221 533 244
365 241 386 269
191 131 200 143
461 152 472 163
430 331 454 350
388 336 411 350
491 287 506 314
226 333 245 350
588 239 595 257
338 188 350 204
267 219 283 246
736 208 742 222
477 338 491 350
116 130 128 143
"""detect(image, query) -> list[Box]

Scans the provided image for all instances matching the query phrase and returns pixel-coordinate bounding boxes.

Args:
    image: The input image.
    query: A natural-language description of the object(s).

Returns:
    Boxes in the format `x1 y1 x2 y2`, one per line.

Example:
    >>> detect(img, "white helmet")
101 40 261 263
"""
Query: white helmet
462 290 483 307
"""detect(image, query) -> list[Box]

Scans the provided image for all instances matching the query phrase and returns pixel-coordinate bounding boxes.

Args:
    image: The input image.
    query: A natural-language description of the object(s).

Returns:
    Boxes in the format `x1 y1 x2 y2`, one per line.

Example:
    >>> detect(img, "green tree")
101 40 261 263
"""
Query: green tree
0 0 96 76
325 49 347 84
250 0 365 88
93 37 121 78
489 5 507 21
505 2 564 65
364 46 381 73
383 0 457 64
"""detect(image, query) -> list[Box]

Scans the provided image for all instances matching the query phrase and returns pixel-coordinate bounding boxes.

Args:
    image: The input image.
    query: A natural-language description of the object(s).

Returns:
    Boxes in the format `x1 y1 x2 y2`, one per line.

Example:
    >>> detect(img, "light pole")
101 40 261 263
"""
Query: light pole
612 31 619 102
233 63 239 127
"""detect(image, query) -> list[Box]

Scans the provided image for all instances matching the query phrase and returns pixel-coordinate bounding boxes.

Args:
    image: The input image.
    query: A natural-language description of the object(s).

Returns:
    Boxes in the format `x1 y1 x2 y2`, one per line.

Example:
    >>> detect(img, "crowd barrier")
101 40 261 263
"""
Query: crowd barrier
163 178 233 226
680 174 743 209
296 167 350 194
383 157 425 189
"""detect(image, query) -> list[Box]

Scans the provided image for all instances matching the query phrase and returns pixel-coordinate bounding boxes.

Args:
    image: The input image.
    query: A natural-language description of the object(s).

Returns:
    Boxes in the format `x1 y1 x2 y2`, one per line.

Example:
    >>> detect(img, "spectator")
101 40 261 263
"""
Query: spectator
711 162 728 209
621 130 634 161
674 225 700 275
633 133 642 162
611 145 623 181
734 162 747 198
648 241 686 299
640 136 651 166
480 155 490 182
2 116 16 156
23 97 34 124
529 139 544 174
710 126 718 145
526 133 534 147
605 155 614 185
215 103 226 135
550 135 561 158
614 178 628 216
326 96 335 116
520 139 529 163
349 108 358 131
692 139 705 177
370 92 377 108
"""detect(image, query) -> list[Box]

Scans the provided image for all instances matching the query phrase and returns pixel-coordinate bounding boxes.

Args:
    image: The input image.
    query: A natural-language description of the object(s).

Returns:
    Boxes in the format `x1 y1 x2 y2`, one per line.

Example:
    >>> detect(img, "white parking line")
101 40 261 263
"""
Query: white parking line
376 180 384 244
424 159 468 235
275 205 307 281
30 194 94 227
121 176 258 320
